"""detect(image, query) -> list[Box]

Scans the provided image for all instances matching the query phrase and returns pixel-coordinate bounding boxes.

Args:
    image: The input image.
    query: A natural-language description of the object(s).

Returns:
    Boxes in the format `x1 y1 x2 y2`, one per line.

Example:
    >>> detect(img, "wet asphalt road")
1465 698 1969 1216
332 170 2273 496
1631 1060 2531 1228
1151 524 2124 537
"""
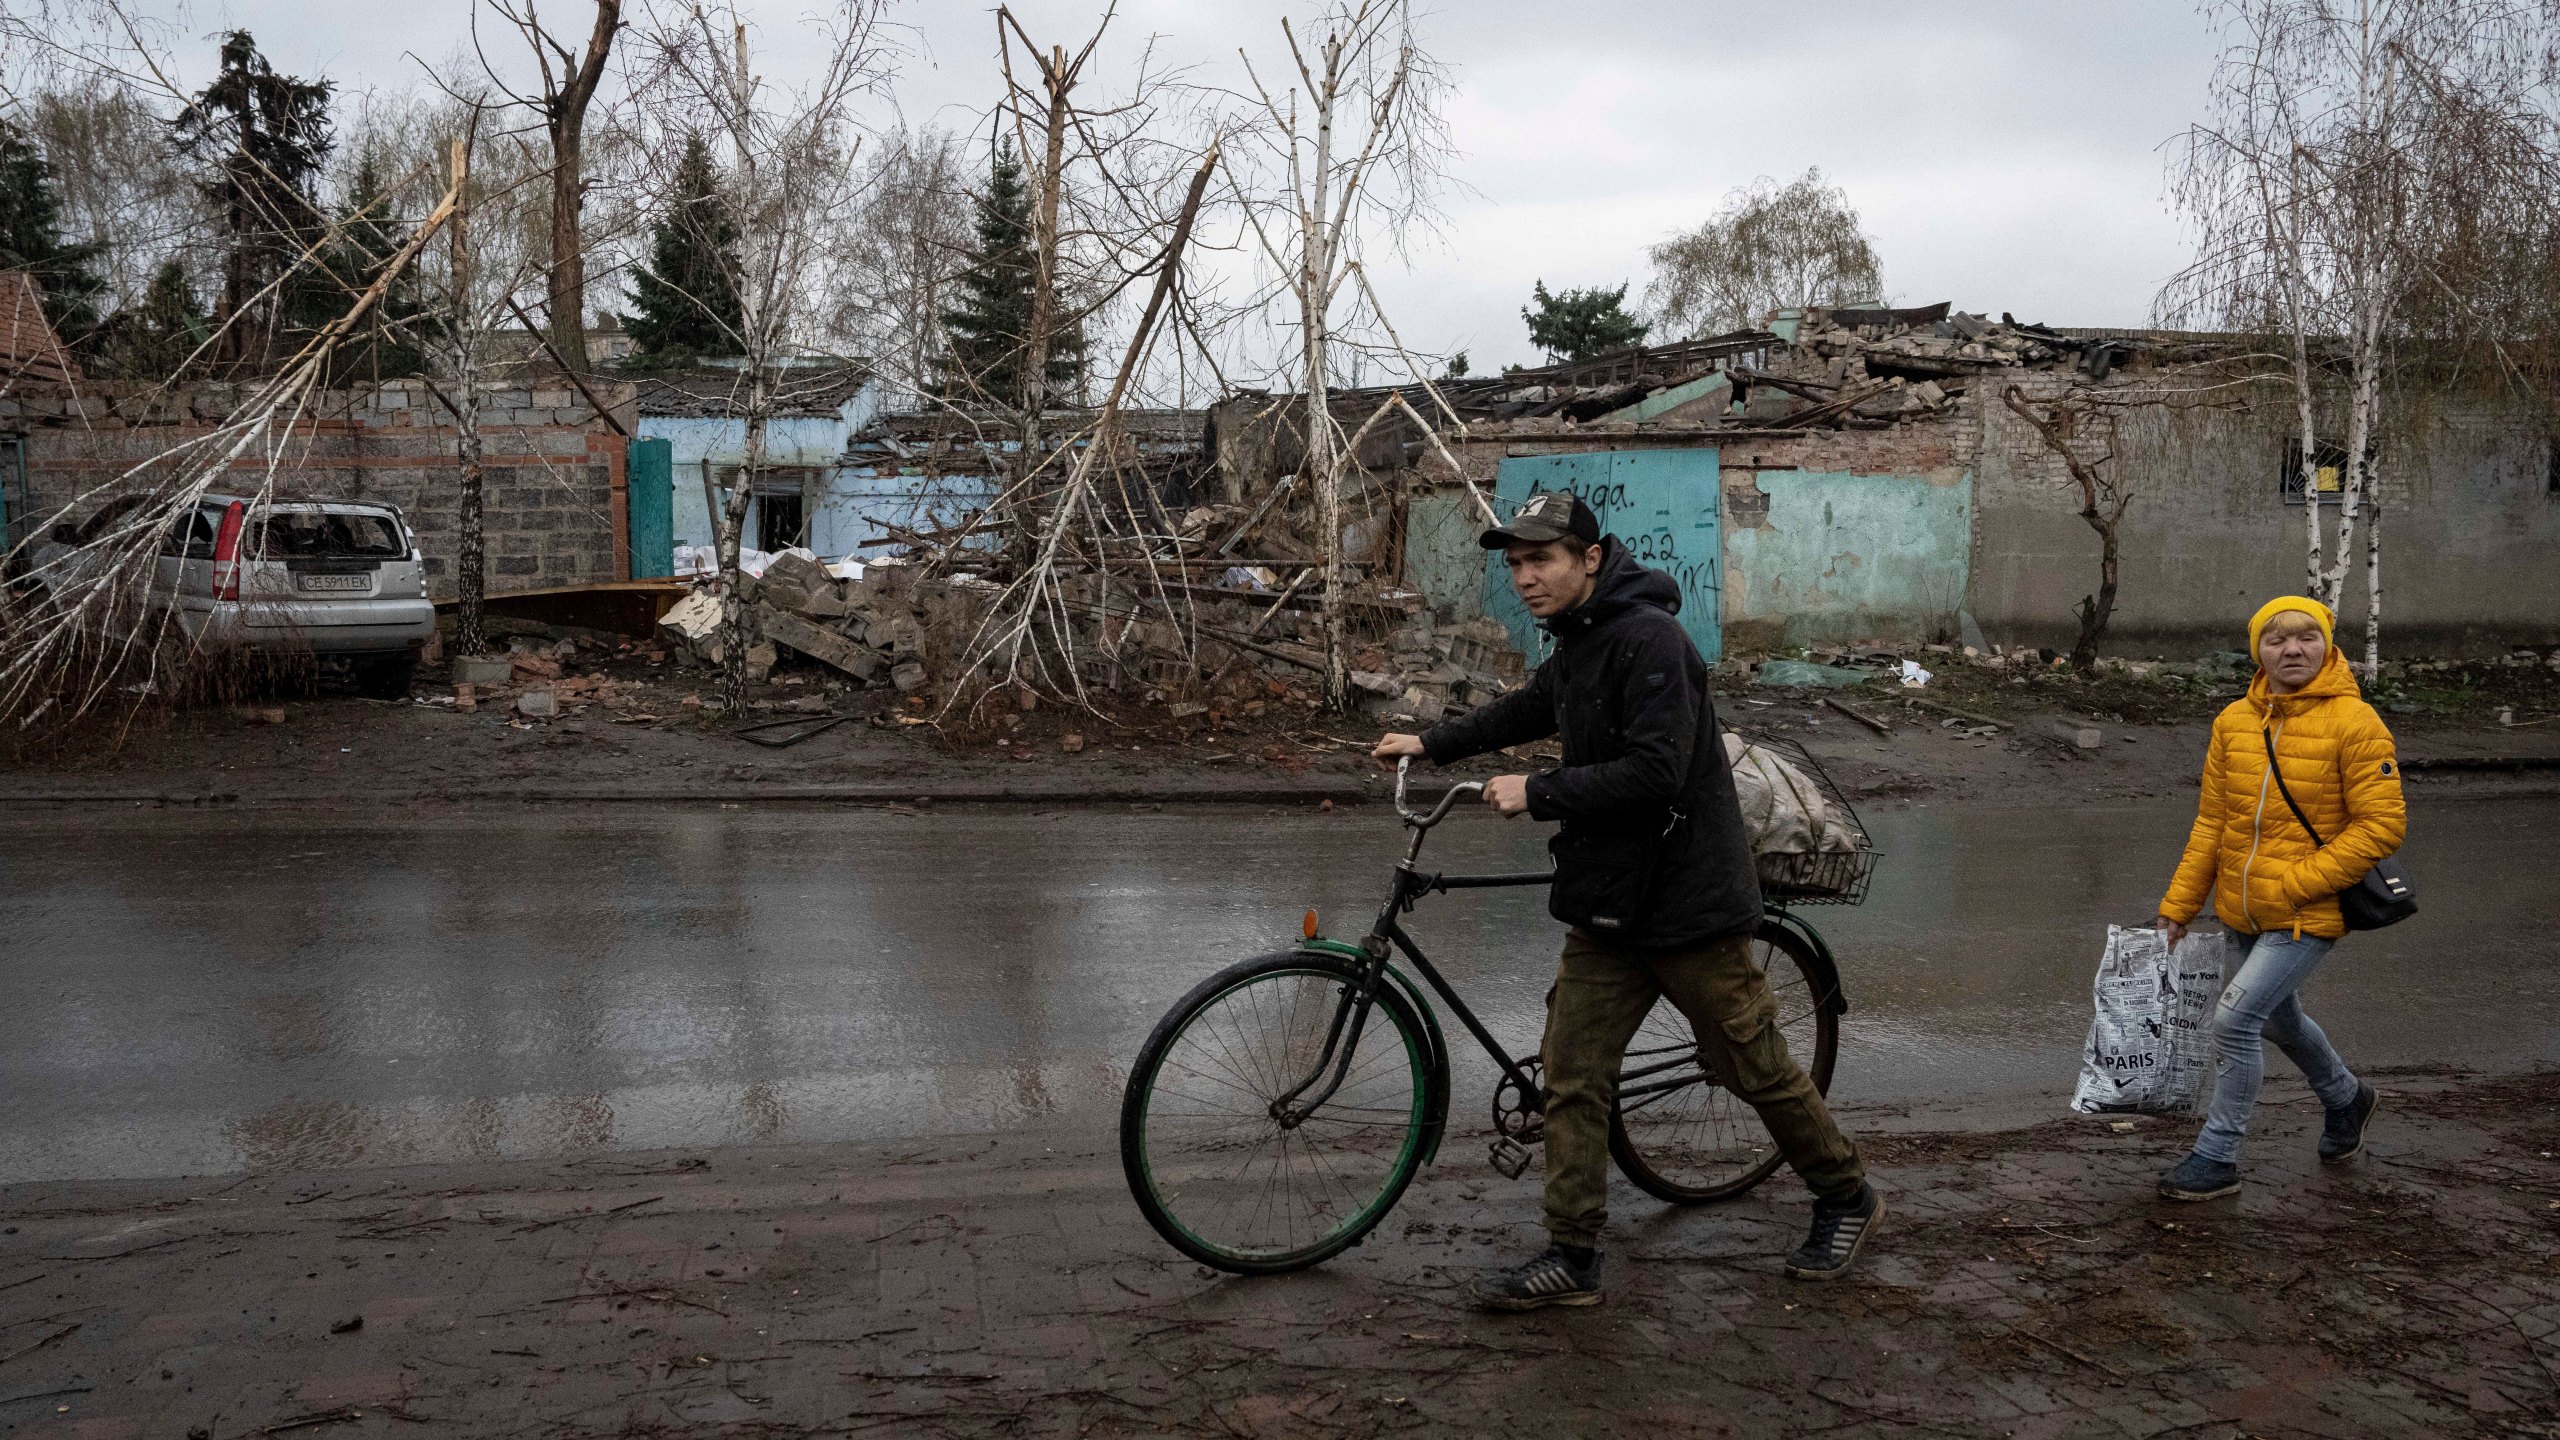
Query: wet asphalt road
6 795 2557 1184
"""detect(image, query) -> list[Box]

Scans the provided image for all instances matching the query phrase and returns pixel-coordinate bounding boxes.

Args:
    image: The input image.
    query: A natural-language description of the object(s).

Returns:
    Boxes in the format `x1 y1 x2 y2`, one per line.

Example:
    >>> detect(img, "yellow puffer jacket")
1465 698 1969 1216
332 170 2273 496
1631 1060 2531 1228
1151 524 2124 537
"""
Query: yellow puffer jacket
2159 646 2407 939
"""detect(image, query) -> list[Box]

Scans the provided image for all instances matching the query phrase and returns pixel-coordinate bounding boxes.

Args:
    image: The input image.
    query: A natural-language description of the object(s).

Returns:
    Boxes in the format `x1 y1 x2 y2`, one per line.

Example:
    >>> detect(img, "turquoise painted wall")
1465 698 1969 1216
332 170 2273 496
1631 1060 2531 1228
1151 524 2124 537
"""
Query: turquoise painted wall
1487 450 1723 662
1720 469 1971 647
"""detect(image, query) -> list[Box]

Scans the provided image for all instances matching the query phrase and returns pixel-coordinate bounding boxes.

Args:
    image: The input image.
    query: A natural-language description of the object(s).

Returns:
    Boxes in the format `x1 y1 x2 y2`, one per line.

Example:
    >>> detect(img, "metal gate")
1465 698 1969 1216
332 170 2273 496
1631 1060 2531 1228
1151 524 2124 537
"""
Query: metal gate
626 436 674 579
1484 448 1722 662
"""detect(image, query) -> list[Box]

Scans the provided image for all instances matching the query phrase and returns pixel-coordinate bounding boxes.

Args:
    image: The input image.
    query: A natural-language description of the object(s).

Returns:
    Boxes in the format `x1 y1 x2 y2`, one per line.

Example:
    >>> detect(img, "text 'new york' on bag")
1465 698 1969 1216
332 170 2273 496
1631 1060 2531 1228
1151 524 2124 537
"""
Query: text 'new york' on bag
2260 729 2417 931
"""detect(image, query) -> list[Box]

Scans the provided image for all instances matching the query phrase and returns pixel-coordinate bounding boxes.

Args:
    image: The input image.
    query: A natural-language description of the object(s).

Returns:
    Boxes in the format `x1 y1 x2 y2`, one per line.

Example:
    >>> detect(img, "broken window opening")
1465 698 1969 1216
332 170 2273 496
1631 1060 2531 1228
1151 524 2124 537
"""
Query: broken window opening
756 490 807 553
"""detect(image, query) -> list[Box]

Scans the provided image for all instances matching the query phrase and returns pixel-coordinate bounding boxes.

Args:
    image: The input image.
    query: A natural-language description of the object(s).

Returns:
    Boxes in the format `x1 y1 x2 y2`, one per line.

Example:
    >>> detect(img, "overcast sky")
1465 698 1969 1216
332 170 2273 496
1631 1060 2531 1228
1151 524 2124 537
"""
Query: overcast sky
132 1 2226 371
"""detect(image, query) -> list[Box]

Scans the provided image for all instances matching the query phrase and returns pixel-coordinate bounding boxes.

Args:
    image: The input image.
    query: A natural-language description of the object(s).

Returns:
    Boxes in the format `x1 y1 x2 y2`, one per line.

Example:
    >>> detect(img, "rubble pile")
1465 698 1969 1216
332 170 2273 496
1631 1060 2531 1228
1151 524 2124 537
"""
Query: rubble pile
431 635 668 722
1300 303 2191 439
1349 616 1524 725
657 550 962 696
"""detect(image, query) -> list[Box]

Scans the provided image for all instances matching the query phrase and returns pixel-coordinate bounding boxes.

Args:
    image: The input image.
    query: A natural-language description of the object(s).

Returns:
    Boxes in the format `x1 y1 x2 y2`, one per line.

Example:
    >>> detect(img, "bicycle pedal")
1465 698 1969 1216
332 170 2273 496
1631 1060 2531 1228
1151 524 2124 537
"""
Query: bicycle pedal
1488 1136 1534 1180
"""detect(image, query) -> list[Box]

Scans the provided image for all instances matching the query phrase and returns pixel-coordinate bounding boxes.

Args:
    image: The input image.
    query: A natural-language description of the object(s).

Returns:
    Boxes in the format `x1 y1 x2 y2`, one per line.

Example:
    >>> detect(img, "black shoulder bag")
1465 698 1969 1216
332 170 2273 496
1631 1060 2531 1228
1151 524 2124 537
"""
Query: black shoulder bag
2261 730 2417 931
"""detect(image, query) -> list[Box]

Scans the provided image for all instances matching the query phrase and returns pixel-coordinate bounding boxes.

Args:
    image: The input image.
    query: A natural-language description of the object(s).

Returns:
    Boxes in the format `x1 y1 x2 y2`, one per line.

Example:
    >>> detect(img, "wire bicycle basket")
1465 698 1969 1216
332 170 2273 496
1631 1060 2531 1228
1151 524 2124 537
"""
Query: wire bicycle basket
1733 730 1881 906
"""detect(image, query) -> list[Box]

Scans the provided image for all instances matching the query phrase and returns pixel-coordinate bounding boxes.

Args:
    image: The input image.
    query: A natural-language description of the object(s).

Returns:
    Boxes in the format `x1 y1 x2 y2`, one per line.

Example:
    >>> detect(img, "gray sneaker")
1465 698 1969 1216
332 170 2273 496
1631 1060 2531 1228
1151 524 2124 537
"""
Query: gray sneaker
1472 1245 1602 1311
2158 1151 2241 1200
1785 1183 1885 1280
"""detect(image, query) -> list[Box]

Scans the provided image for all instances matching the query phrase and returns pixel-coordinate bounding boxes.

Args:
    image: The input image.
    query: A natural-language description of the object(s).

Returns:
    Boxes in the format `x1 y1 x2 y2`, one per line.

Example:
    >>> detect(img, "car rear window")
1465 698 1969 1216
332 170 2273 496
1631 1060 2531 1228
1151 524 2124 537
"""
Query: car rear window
168 506 220 558
252 510 406 559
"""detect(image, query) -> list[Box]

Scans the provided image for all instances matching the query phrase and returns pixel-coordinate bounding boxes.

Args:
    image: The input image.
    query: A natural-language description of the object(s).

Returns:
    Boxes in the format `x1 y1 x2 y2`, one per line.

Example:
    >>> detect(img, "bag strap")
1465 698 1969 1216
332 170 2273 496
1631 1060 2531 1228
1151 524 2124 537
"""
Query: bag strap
2261 727 2328 848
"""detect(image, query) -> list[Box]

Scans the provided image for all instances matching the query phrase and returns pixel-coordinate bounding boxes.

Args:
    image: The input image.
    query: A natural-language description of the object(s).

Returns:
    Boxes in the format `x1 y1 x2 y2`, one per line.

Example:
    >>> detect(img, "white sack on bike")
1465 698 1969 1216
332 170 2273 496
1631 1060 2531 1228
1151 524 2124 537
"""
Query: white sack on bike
1723 733 1859 857
2070 924 2224 1115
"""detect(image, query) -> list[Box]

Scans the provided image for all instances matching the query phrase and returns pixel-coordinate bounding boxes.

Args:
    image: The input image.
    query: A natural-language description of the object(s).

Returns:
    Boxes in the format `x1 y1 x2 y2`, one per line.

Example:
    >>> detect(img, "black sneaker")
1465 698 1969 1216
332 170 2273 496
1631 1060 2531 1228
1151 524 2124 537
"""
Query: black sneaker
1784 1183 1884 1280
1472 1245 1602 1311
2320 1082 2378 1162
2158 1151 2241 1201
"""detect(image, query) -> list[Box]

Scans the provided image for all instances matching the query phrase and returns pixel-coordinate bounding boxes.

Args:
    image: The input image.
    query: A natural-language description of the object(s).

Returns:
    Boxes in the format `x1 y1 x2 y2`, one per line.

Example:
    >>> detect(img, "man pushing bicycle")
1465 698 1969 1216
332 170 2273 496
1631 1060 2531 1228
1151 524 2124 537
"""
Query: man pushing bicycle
1372 490 1882 1309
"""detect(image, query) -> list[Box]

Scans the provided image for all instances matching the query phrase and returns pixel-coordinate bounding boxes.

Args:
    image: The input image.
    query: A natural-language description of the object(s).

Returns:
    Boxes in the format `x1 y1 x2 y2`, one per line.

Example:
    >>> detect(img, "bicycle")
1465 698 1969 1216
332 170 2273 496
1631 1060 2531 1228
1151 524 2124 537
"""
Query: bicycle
1121 746 1877 1275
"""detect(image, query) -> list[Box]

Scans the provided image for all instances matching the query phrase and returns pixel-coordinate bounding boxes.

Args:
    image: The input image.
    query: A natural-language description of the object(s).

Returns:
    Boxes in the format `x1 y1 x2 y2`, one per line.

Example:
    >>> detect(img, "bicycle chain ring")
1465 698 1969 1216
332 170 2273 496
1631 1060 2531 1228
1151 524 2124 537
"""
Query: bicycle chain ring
1490 1053 1546 1180
1491 1054 1545 1139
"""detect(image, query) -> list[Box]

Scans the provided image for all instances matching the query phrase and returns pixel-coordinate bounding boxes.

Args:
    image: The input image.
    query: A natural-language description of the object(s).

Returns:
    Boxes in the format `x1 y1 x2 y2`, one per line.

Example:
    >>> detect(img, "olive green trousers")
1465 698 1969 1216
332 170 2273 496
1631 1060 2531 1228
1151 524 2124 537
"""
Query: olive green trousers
1540 926 1865 1248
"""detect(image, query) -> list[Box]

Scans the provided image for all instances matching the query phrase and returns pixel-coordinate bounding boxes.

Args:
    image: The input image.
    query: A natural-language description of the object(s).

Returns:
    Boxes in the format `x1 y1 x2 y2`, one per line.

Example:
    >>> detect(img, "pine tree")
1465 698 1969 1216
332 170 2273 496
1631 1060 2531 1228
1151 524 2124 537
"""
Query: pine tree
97 260 208 380
0 118 106 350
1522 280 1649 363
171 30 335 367
937 140 1082 406
624 133 744 363
323 154 429 380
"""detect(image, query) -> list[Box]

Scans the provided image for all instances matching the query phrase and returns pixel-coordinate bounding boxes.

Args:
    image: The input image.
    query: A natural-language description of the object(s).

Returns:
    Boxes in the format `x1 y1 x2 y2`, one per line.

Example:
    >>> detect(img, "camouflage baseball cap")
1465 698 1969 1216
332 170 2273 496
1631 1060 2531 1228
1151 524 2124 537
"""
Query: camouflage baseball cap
1479 489 1601 549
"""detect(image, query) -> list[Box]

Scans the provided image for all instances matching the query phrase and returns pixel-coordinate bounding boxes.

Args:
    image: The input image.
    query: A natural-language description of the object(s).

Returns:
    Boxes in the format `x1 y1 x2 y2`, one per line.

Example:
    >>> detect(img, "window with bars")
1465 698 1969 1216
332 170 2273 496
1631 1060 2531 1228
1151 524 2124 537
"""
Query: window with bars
2281 438 2355 506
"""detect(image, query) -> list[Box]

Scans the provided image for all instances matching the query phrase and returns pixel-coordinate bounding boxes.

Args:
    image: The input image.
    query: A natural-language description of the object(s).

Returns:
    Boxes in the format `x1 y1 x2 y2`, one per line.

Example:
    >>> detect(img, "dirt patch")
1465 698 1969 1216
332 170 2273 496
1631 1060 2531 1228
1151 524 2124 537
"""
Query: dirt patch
3 1071 2554 1438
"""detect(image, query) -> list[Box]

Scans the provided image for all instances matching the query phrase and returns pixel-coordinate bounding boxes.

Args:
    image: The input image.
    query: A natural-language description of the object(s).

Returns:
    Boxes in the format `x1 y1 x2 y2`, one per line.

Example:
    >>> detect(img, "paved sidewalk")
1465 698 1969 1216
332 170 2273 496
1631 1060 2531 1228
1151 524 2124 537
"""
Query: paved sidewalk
2 1069 2553 1439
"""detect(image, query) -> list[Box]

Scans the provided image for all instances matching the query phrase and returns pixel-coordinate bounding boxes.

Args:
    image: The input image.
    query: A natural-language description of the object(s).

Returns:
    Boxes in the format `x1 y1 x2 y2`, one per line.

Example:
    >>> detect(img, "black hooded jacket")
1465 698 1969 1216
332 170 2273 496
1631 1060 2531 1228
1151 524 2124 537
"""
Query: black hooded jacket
1419 538 1762 949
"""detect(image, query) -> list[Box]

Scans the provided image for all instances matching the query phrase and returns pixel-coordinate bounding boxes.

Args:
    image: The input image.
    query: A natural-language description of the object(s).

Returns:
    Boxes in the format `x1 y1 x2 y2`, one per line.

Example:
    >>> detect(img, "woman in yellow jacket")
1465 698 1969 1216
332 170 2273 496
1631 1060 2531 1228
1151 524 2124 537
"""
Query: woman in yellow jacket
2153 596 2405 1200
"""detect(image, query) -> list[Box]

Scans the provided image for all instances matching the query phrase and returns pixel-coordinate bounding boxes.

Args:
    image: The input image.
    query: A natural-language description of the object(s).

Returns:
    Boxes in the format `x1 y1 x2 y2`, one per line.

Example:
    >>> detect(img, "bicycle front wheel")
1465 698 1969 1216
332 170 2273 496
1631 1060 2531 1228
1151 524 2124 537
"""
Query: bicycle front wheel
1608 918 1841 1203
1122 952 1432 1274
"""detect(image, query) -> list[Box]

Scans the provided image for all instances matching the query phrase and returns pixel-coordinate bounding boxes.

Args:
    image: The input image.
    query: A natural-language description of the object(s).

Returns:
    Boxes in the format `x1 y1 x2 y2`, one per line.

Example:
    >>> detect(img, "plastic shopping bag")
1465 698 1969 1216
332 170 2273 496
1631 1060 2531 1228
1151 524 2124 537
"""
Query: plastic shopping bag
2070 925 2224 1115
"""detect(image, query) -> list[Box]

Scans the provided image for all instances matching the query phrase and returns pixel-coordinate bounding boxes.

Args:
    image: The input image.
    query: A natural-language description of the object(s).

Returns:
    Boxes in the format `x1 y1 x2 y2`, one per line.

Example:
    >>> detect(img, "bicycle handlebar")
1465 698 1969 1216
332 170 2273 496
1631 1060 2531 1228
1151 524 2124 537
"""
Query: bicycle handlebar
1394 756 1483 829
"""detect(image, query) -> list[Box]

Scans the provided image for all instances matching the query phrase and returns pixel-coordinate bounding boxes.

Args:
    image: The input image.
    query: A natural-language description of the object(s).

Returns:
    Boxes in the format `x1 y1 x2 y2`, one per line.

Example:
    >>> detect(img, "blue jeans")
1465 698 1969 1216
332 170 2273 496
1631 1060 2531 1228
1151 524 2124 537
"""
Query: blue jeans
2195 929 2361 1164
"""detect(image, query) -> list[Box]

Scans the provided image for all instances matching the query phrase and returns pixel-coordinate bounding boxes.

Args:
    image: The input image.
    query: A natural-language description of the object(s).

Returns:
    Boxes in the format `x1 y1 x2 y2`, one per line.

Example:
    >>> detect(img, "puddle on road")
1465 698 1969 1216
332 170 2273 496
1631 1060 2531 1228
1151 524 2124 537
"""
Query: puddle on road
4 796 2554 1183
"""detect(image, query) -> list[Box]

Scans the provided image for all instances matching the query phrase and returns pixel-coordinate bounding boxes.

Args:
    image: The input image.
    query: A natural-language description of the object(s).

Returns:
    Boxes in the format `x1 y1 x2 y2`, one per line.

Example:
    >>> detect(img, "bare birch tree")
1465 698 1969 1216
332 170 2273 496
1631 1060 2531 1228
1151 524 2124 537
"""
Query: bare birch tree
1227 0 1451 709
2165 0 2559 669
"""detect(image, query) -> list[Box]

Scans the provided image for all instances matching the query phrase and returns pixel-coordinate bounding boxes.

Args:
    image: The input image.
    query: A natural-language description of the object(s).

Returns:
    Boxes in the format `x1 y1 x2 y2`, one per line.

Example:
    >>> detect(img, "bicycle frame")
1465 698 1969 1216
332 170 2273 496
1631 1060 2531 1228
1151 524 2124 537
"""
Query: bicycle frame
1270 759 1848 1172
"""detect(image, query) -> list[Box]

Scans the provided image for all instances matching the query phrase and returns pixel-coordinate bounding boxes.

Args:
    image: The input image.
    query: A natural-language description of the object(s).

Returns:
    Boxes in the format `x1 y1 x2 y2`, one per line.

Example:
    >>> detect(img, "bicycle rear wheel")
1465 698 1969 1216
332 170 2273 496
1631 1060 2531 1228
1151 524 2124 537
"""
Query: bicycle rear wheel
1122 952 1432 1274
1608 918 1840 1203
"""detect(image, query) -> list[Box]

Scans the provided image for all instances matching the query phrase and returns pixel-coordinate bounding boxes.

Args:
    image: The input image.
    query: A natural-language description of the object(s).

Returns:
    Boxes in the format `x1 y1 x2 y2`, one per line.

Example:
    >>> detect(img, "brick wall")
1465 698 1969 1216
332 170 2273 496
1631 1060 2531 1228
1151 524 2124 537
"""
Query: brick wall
4 379 637 601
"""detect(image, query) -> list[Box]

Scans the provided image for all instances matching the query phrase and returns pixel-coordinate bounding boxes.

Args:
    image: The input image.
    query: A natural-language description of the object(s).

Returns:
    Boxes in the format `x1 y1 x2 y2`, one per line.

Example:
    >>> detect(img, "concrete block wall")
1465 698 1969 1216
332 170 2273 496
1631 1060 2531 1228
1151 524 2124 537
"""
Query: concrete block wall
6 380 636 602
1968 371 2560 657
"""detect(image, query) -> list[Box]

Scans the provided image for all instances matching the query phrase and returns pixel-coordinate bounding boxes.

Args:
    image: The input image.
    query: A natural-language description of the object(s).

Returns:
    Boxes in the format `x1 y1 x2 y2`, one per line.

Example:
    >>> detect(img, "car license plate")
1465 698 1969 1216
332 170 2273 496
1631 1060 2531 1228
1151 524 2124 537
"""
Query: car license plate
296 573 370 593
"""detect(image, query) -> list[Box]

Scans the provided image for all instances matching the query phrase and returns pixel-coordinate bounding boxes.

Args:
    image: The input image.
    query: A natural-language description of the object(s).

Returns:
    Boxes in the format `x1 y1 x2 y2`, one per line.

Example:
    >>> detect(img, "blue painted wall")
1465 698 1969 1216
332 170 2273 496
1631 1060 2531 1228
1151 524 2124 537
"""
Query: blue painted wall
1486 450 1723 662
640 383 882 555
1720 468 1972 647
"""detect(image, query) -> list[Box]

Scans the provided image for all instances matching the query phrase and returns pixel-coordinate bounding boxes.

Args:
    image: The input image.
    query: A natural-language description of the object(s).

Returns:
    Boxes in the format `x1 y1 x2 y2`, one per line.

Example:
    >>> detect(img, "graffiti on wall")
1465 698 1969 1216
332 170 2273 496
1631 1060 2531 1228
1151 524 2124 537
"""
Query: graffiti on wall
1486 449 1723 662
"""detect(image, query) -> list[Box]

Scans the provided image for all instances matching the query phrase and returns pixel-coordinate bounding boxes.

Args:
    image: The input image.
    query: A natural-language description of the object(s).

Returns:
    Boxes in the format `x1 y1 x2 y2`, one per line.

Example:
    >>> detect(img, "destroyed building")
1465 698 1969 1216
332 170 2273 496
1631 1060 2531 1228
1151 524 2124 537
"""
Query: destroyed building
1211 304 2560 663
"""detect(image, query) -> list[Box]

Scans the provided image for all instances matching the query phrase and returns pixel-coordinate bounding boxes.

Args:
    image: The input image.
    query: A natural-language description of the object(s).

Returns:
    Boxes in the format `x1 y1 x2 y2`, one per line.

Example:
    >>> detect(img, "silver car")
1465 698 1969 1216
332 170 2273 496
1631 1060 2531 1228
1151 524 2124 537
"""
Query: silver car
25 492 435 698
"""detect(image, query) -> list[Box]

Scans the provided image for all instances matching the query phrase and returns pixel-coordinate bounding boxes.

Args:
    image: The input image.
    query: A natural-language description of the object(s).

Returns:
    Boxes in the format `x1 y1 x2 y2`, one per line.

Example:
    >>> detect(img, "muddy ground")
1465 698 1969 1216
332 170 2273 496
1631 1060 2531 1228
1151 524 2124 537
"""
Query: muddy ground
6 642 2558 810
1 1068 2552 1439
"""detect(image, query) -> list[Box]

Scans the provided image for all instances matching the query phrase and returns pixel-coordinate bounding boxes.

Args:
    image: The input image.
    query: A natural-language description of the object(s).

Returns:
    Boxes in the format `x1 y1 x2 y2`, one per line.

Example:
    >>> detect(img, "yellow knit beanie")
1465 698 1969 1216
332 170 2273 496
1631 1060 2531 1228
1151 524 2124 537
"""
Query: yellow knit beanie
2247 595 2335 654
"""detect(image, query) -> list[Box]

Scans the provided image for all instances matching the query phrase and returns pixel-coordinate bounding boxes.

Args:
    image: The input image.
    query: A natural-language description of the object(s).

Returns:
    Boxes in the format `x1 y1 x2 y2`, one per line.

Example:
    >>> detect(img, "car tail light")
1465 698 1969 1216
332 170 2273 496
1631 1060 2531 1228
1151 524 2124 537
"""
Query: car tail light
210 499 247 600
